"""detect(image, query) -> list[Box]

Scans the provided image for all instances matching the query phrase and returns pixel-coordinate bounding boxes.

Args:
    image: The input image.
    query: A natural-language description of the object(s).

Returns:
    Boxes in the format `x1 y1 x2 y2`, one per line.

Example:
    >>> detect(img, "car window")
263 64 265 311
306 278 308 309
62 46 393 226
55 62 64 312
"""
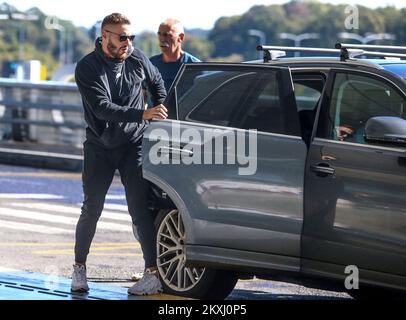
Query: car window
293 77 324 145
294 81 322 112
174 69 239 121
186 71 257 127
326 73 406 144
169 66 300 136
237 76 284 133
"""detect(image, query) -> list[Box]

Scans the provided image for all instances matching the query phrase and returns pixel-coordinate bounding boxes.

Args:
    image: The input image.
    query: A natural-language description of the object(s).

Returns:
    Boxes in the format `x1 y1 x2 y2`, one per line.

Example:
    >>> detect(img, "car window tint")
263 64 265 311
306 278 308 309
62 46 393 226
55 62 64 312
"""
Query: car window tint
185 71 257 127
169 70 240 123
171 66 300 136
237 76 285 133
294 78 324 145
294 82 322 112
328 73 406 144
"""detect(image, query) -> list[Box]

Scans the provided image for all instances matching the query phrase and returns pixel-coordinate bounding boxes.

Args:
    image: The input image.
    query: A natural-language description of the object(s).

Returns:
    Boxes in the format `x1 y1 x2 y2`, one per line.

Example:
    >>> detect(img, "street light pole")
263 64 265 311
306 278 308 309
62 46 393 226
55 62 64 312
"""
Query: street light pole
44 16 66 66
248 29 266 60
337 32 396 45
279 33 320 57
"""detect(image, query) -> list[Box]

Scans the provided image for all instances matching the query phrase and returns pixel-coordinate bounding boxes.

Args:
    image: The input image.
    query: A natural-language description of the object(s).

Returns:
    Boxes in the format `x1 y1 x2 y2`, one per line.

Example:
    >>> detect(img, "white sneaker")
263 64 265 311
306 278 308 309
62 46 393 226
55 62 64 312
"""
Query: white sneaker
131 271 144 282
128 270 163 296
71 264 89 293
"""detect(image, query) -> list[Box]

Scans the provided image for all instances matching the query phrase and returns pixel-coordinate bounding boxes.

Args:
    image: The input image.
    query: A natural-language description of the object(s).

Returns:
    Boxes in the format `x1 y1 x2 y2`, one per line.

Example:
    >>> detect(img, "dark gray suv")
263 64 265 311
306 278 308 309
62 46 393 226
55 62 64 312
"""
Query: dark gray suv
141 43 406 299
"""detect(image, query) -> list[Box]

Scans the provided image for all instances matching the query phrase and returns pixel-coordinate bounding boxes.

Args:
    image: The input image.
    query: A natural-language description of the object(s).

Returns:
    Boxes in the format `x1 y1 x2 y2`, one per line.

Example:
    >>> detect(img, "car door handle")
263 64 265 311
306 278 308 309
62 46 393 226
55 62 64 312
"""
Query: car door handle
158 146 194 157
310 163 335 177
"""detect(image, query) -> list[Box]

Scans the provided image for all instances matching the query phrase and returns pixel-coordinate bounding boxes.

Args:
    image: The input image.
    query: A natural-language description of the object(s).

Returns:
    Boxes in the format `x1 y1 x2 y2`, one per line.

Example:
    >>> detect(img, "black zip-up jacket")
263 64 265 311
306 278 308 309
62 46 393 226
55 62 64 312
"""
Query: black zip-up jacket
75 38 166 148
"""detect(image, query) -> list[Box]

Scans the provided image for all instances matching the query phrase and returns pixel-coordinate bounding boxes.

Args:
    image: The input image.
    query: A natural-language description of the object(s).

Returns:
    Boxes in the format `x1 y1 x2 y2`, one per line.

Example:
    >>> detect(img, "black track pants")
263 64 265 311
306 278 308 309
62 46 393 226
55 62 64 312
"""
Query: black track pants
74 140 157 268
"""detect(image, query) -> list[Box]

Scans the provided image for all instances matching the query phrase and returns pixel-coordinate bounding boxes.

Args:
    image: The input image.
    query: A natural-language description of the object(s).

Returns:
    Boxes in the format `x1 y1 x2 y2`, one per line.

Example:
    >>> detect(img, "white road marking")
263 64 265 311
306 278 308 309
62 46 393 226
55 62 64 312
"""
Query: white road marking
0 267 20 272
0 207 132 232
0 193 64 200
0 178 45 186
0 219 73 235
8 202 131 222
105 195 126 200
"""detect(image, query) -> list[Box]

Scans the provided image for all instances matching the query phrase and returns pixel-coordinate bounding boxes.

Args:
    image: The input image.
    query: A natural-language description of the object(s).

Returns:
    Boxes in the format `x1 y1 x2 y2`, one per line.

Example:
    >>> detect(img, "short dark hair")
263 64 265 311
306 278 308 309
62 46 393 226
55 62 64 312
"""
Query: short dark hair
101 13 131 30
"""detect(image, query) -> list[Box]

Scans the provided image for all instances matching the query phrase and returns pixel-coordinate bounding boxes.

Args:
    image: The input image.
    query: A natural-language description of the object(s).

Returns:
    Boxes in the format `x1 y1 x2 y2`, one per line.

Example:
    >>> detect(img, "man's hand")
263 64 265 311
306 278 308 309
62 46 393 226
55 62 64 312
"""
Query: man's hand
336 125 354 141
142 104 168 120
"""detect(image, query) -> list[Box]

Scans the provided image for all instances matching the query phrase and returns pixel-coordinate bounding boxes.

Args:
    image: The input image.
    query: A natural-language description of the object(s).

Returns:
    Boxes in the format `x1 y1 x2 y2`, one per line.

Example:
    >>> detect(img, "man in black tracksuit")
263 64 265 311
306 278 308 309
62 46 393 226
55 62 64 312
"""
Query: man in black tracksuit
71 13 168 296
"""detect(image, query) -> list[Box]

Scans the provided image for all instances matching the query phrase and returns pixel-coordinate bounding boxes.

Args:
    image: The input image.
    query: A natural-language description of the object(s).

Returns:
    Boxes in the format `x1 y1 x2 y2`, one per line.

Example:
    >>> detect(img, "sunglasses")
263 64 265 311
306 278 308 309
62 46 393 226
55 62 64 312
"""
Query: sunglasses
105 29 135 42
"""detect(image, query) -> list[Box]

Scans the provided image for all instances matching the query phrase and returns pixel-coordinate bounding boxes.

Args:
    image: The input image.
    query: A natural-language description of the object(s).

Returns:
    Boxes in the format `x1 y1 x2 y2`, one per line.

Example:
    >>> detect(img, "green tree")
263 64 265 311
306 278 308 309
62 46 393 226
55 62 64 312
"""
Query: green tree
0 3 93 78
136 31 160 57
182 35 213 61
209 0 405 60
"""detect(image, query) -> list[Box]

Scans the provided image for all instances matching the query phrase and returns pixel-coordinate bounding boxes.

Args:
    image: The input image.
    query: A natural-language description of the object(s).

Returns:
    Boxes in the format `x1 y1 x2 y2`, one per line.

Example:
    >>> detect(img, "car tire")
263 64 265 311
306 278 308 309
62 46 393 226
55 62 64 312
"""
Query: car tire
155 209 238 299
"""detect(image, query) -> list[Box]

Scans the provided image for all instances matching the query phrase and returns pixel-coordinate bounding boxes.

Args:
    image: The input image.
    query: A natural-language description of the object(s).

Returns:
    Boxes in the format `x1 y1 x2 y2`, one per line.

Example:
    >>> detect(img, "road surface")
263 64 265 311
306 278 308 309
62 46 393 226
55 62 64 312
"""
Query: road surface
0 163 351 300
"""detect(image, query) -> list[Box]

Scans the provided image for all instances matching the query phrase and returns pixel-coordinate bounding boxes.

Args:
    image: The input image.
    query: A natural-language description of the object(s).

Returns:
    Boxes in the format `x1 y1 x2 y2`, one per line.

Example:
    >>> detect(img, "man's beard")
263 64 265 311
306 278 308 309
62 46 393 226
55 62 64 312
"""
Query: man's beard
107 40 133 60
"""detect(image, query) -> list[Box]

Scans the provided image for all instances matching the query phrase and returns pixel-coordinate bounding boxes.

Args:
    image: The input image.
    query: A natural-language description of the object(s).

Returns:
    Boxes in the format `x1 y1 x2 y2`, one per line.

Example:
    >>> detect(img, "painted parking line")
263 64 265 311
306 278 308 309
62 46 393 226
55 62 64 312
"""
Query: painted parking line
32 250 142 256
33 245 141 256
0 242 141 256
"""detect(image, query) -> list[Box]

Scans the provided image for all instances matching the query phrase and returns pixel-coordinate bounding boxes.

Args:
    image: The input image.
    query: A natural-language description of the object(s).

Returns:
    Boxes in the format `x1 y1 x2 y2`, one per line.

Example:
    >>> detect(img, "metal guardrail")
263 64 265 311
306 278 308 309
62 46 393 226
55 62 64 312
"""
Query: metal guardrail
0 77 85 147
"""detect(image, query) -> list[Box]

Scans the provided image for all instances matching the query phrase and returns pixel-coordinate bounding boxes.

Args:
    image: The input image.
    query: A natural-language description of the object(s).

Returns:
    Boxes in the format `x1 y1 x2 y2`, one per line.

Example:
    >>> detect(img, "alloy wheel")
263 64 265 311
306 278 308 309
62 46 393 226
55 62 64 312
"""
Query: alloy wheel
156 209 205 292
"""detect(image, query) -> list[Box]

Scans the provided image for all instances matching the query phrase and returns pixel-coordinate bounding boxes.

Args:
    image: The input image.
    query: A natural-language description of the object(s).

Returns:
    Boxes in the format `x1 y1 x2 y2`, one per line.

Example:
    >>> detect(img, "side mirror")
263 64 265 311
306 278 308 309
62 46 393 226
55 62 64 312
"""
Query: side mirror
364 116 406 145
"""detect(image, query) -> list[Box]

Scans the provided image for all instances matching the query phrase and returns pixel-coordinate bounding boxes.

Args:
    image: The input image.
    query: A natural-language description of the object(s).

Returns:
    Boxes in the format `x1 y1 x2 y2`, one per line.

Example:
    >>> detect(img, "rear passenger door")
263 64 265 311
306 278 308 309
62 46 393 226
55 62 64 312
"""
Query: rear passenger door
143 64 307 261
303 69 406 289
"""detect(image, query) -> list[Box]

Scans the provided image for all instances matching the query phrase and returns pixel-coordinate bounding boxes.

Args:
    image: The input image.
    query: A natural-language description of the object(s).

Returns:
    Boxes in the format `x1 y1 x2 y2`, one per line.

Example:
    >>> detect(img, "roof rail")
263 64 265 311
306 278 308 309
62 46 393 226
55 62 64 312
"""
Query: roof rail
336 43 406 52
257 45 406 62
257 45 358 62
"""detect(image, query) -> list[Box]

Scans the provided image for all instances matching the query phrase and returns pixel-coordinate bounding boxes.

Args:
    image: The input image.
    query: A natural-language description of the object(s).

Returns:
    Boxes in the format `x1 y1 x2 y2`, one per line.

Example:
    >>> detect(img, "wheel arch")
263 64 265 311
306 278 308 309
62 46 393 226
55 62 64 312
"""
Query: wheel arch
143 170 196 244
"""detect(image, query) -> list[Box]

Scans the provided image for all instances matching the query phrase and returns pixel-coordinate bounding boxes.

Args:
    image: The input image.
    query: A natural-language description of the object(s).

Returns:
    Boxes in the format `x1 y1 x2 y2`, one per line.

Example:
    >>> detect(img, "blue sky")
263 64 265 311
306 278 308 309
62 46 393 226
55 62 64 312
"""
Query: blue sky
4 0 406 32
